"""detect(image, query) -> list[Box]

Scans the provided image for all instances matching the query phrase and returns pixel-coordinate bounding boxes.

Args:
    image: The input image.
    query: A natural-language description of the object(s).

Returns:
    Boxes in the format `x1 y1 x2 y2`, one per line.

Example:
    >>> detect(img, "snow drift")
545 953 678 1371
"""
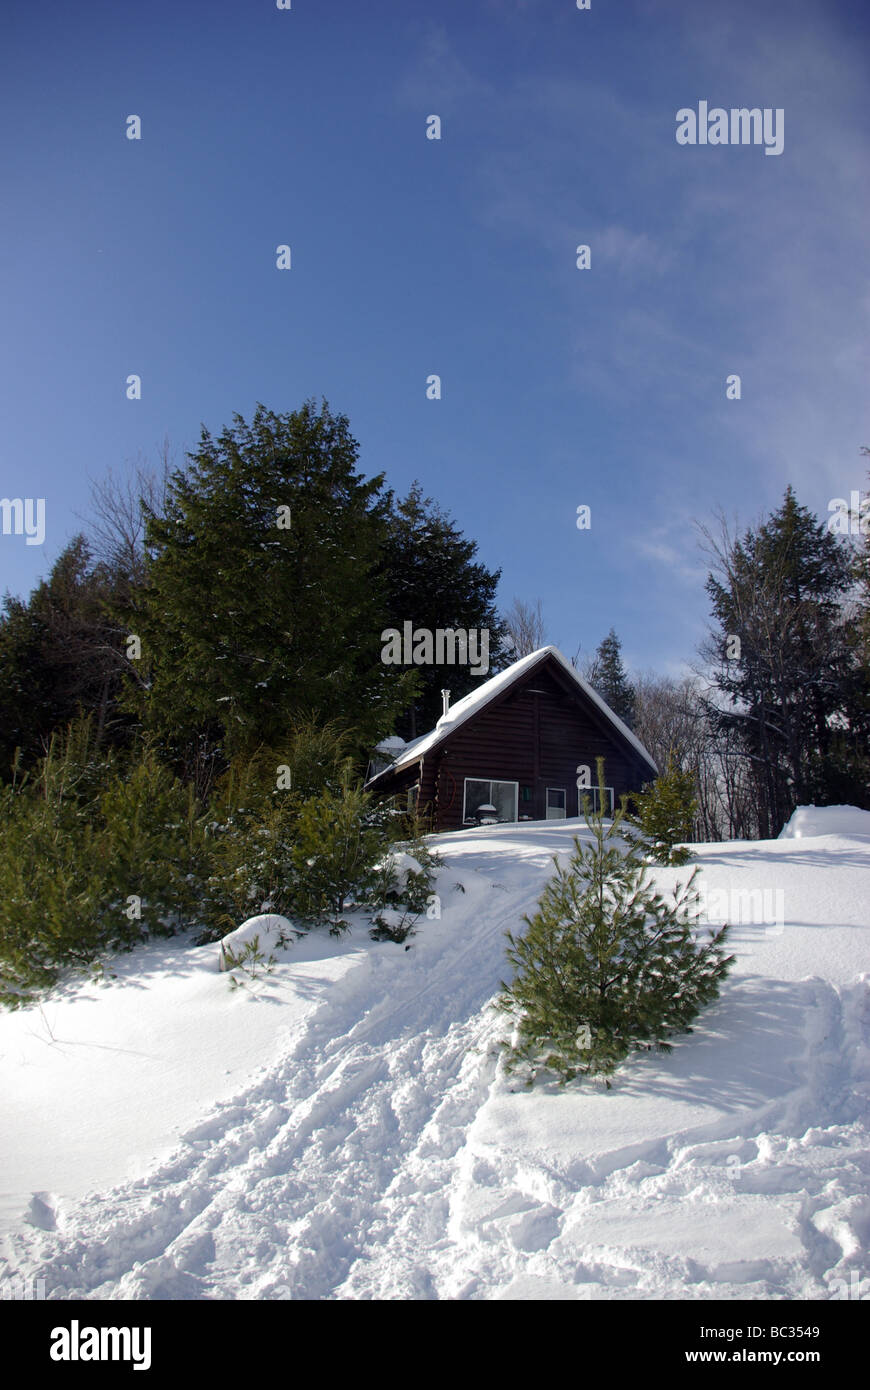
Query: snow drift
779 804 870 841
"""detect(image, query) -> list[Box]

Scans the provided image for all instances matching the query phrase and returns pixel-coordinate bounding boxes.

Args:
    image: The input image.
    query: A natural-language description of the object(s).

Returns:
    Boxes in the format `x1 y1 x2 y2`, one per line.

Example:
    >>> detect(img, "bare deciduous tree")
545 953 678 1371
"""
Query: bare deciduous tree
80 438 174 589
633 671 761 843
502 597 547 659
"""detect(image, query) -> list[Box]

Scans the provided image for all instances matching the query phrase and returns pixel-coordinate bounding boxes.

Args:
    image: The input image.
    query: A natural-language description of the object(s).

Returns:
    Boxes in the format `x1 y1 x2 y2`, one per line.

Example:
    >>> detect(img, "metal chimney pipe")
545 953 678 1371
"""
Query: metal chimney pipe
441 689 450 718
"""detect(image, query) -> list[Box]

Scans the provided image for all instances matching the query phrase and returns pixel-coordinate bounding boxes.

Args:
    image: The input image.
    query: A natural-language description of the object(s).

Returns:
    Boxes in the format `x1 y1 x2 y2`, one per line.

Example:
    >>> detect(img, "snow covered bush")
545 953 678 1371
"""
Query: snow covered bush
195 724 353 941
0 713 441 1006
288 782 442 940
218 912 295 971
289 776 391 933
0 720 207 1007
368 834 442 944
97 748 206 934
497 760 733 1086
198 785 297 940
625 752 698 866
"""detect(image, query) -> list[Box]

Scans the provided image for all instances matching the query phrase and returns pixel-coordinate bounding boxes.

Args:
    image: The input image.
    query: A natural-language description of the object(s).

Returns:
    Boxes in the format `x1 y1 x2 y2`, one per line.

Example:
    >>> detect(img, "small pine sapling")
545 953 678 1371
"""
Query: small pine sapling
222 934 276 990
626 752 699 866
497 758 733 1086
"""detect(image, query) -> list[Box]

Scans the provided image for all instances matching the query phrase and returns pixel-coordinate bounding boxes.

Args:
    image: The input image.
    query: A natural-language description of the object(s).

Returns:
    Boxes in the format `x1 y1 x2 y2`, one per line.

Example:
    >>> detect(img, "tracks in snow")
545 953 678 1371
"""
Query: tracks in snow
4 839 868 1302
2 865 542 1300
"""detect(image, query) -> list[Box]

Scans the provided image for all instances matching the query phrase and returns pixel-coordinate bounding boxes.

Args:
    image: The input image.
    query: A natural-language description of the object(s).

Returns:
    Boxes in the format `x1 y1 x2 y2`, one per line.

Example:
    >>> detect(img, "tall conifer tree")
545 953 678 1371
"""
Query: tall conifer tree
379 483 509 739
703 486 865 832
134 400 415 760
590 628 636 727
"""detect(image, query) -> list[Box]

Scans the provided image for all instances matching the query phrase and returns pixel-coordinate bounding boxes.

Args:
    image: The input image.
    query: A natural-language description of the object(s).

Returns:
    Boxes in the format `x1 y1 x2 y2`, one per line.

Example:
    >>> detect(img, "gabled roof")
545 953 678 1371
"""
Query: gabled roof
366 646 658 785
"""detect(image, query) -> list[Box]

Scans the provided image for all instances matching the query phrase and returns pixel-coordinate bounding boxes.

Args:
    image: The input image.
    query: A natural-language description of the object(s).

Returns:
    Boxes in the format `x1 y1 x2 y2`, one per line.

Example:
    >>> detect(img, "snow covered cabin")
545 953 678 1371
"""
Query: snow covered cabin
365 646 658 831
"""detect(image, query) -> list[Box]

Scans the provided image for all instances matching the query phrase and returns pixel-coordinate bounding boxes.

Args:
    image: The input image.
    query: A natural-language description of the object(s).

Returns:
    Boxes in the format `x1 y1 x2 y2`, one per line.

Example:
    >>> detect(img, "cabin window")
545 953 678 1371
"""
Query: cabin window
579 785 615 816
463 778 518 824
407 785 419 812
545 788 566 819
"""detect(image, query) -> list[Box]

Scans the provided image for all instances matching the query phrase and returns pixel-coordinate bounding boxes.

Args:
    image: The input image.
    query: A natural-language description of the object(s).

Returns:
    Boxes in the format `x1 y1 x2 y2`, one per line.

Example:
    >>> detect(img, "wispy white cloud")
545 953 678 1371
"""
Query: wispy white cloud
595 225 672 275
633 526 710 588
391 7 870 668
394 24 493 113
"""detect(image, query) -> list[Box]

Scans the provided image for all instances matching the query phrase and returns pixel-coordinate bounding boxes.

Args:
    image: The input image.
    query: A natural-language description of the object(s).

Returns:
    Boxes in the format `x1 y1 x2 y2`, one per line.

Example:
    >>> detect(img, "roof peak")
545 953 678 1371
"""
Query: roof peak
368 646 657 785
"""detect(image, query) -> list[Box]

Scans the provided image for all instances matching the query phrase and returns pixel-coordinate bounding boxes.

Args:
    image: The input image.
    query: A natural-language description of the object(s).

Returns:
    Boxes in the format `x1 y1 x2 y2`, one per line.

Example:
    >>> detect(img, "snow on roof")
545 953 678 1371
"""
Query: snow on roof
366 646 658 784
374 735 407 755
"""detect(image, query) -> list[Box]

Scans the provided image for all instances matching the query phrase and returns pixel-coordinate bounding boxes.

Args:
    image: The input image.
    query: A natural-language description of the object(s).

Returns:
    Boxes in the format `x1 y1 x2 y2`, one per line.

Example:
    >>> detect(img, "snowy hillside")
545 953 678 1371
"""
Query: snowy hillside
2 810 869 1301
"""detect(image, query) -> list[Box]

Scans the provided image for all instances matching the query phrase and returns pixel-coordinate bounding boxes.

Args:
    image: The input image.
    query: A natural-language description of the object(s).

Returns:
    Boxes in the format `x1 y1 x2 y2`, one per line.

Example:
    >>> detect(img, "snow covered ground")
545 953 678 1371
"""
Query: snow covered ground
1 809 868 1301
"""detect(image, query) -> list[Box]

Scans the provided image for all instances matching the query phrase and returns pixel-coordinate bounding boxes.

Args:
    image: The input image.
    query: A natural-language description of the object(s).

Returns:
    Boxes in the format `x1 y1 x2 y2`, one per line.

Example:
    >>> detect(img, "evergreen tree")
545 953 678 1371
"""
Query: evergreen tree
133 400 416 762
626 753 698 865
379 483 510 739
290 775 388 931
497 760 732 1085
197 720 354 937
0 537 132 777
0 594 54 775
702 486 865 833
589 629 636 727
849 450 870 767
0 719 206 1006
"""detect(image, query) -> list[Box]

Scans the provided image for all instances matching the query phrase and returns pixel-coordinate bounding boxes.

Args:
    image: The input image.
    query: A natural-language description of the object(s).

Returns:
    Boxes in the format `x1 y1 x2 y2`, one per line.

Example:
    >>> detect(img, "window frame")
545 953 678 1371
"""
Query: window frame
545 787 567 819
462 777 519 825
578 784 615 817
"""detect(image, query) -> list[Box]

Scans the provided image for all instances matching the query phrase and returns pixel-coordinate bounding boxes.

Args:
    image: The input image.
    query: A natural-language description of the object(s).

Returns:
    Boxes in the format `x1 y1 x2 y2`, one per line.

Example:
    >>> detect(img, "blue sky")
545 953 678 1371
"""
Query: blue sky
1 0 868 678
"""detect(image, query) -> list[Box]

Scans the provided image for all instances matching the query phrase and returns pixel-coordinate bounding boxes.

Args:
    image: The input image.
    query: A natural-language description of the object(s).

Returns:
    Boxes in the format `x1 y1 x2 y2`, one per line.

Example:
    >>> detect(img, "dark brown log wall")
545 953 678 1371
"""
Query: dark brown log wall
369 655 655 833
425 664 651 832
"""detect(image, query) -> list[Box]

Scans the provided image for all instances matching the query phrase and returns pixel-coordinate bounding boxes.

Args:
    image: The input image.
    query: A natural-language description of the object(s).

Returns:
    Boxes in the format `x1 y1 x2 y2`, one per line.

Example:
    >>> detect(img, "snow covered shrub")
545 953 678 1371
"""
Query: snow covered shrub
198 775 297 940
195 724 354 941
368 834 442 944
290 776 389 933
497 760 732 1086
0 721 207 1007
97 747 207 937
218 912 295 969
625 752 698 866
198 748 441 945
0 778 107 1005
